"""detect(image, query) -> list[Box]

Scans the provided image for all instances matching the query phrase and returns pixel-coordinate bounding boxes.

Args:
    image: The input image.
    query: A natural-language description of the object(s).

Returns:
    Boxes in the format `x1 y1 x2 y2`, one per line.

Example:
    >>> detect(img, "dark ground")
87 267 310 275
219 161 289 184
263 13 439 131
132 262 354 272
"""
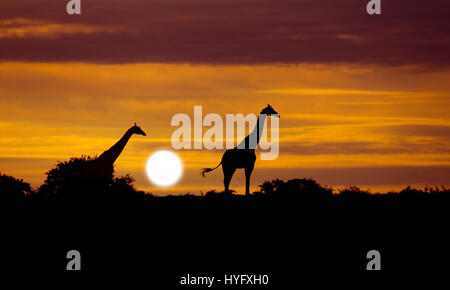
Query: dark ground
2 195 449 287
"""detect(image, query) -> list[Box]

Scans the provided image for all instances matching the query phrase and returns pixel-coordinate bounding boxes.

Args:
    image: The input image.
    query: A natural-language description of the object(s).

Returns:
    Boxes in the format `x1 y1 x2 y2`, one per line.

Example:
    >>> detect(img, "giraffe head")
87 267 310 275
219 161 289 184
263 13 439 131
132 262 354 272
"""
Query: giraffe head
261 104 280 118
130 123 147 136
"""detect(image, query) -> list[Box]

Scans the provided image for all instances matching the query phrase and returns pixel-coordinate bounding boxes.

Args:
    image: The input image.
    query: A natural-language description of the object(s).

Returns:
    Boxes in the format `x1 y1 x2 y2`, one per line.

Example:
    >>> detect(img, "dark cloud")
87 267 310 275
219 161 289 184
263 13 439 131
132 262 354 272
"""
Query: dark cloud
0 0 449 65
375 124 450 139
279 140 450 155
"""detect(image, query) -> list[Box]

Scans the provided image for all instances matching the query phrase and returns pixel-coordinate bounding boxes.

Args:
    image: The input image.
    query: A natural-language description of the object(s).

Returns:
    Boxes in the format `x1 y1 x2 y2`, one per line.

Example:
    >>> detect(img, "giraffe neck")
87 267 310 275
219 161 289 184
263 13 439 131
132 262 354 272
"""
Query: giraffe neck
237 113 267 149
98 129 133 165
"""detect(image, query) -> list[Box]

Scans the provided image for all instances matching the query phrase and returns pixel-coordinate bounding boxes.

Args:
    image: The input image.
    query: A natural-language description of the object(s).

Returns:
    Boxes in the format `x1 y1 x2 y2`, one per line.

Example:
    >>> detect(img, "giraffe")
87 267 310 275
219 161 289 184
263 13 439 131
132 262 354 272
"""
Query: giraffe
201 105 279 195
82 123 147 180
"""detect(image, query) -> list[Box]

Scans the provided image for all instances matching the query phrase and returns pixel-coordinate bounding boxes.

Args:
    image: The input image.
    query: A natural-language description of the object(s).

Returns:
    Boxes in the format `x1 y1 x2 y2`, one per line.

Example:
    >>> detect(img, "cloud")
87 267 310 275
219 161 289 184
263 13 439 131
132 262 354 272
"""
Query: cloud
0 0 449 66
376 124 450 139
258 88 410 96
0 18 125 38
280 140 450 155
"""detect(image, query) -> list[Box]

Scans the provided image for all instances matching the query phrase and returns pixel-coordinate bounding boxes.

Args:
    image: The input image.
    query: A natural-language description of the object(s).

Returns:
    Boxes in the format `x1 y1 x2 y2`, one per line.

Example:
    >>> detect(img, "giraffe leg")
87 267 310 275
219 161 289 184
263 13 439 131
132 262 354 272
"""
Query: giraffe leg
223 164 236 194
245 163 255 195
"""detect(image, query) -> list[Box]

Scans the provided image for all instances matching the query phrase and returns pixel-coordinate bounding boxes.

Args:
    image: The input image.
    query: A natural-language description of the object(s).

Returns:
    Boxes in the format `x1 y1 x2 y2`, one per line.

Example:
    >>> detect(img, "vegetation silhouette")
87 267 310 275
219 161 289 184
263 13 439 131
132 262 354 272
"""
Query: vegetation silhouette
0 173 33 200
257 178 333 199
1 167 449 202
0 158 149 201
1 166 450 201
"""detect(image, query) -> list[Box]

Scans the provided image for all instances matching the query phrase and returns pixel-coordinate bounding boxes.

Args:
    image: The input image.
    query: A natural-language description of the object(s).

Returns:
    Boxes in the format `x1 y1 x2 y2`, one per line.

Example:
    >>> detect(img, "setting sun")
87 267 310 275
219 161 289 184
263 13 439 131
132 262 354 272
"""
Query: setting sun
146 150 183 187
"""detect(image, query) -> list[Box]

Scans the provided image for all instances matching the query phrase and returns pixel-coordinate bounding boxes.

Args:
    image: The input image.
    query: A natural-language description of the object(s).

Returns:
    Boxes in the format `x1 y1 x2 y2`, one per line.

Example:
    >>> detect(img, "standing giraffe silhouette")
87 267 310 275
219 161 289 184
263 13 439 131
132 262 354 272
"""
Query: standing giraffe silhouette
201 105 280 195
81 123 147 180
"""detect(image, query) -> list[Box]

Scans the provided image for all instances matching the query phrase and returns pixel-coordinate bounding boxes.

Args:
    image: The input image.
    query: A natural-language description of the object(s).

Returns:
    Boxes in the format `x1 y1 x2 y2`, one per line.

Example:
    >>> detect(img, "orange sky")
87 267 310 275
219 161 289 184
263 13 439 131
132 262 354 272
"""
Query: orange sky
1 1 450 194
1 62 449 194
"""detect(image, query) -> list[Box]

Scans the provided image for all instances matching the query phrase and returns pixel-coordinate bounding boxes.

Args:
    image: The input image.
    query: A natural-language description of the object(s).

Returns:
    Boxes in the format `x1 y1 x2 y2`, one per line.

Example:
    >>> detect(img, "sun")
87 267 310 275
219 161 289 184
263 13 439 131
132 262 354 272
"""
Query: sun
146 150 183 187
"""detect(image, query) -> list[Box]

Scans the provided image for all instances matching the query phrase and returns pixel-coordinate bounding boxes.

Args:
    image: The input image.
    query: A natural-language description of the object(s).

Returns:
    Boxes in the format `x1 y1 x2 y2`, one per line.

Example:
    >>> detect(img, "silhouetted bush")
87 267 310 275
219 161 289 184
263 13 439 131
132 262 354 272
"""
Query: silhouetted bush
398 186 429 198
424 185 449 194
257 178 332 199
255 179 449 201
37 156 96 198
205 189 236 199
36 156 152 200
258 179 283 195
336 186 371 200
0 173 33 200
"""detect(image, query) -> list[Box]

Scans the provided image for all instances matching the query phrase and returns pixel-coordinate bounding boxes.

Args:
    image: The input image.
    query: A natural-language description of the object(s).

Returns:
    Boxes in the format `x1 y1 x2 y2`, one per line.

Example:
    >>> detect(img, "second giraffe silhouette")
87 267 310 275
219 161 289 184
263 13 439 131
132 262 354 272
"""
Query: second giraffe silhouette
81 123 147 181
201 105 279 195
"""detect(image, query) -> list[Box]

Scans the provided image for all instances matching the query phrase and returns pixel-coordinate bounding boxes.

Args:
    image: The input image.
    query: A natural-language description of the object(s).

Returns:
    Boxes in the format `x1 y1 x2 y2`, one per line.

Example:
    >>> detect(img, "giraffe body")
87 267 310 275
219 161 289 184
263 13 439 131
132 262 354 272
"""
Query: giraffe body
221 148 256 194
201 105 279 195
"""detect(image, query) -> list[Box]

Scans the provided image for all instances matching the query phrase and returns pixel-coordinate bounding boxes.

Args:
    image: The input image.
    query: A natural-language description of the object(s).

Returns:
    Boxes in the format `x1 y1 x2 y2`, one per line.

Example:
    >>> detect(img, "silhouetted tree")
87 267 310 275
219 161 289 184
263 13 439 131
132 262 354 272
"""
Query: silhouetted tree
0 173 33 200
37 156 149 200
37 156 97 198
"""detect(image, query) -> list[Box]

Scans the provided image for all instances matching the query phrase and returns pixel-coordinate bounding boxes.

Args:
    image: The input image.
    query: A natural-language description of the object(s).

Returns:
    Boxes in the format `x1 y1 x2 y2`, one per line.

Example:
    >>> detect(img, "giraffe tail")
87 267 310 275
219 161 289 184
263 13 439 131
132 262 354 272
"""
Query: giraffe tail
201 161 222 177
